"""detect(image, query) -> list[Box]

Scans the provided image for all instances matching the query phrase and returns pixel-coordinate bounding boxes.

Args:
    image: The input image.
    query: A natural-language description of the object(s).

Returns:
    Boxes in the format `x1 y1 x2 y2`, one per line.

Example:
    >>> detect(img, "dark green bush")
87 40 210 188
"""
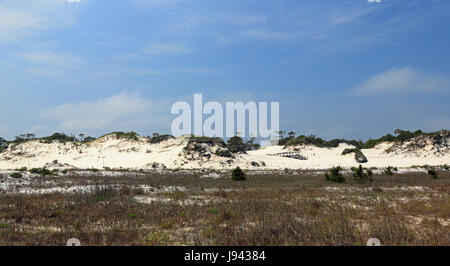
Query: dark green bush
427 169 438 179
30 168 51 176
384 166 398 176
215 149 233 158
227 136 247 153
325 166 345 183
281 129 447 150
442 164 449 171
41 168 51 176
10 172 22 179
352 165 373 184
113 131 139 141
149 134 175 144
40 133 76 144
30 168 40 174
231 167 246 181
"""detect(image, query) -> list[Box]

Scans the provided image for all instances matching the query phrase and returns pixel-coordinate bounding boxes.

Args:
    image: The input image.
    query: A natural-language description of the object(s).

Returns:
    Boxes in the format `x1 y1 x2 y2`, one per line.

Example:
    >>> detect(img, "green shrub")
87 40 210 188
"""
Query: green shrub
15 167 27 172
10 172 23 179
352 165 373 184
384 166 398 176
215 149 233 158
30 168 51 176
209 209 219 214
149 134 174 144
281 129 447 150
285 135 362 149
40 133 76 144
427 169 438 179
30 168 40 174
0 223 10 229
231 167 246 181
227 136 247 153
113 131 139 141
342 148 368 163
325 166 345 183
442 164 449 171
41 168 51 176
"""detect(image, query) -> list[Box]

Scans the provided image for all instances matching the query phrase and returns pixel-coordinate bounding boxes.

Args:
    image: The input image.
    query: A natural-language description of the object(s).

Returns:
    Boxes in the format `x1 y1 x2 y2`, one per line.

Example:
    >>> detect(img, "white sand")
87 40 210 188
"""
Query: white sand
0 134 448 170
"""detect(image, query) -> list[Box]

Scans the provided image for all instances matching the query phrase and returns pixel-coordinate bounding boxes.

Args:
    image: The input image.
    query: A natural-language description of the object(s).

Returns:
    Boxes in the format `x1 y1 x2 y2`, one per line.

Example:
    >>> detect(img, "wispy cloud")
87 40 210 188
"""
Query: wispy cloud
0 0 77 42
19 51 84 68
112 42 190 60
133 0 186 8
41 91 169 133
0 6 42 41
17 51 84 77
241 30 293 40
352 67 450 94
169 67 214 74
143 42 190 55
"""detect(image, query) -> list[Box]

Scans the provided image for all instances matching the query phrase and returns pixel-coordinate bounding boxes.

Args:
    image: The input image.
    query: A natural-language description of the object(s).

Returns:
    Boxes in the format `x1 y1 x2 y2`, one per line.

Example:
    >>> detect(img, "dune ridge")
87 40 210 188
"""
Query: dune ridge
0 132 448 171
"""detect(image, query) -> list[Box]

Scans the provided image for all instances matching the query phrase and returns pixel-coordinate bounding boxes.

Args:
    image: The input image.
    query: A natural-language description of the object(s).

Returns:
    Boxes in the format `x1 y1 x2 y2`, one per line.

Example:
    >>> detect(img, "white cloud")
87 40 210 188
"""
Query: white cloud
133 0 185 8
41 92 169 132
0 0 77 41
25 67 64 77
170 67 213 74
143 42 190 55
0 6 42 41
17 51 84 77
241 30 293 40
112 42 190 60
20 51 84 68
352 67 450 94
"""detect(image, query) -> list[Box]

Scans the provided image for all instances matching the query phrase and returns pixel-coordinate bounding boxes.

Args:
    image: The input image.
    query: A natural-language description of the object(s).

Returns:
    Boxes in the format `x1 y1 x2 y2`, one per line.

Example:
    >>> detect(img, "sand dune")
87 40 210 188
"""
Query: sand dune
0 133 448 170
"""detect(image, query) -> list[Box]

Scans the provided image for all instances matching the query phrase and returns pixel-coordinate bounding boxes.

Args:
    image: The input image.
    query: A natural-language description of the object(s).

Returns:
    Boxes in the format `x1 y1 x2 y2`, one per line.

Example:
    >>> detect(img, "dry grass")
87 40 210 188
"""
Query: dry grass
0 170 449 246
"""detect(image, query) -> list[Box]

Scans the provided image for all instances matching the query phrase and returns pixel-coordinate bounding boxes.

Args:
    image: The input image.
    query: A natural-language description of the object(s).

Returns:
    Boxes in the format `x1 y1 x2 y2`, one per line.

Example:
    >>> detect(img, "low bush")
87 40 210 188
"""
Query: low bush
29 168 52 176
149 134 175 144
215 149 233 158
227 136 248 153
384 166 398 176
352 165 373 184
231 167 246 181
40 133 76 144
113 131 139 141
427 169 438 179
325 166 345 183
10 172 23 179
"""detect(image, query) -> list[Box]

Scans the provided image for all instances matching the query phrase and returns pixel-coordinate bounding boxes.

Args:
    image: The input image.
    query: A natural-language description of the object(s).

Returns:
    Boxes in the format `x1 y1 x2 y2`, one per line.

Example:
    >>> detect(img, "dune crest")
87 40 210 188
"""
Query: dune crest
0 133 448 170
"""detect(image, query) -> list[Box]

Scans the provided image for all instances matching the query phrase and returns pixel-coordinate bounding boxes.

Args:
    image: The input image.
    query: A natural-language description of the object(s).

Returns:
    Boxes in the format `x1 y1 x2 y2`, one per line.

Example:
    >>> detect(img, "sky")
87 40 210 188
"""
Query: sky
0 0 449 141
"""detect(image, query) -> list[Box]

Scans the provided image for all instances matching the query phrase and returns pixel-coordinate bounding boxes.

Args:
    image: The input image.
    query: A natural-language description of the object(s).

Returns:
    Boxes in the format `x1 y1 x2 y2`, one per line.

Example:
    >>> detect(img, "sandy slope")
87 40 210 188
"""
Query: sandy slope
0 134 448 170
246 142 449 169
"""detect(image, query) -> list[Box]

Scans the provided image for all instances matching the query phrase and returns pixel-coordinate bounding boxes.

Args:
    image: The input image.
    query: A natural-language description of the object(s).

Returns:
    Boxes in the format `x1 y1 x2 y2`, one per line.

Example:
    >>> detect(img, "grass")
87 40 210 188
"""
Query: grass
0 170 448 246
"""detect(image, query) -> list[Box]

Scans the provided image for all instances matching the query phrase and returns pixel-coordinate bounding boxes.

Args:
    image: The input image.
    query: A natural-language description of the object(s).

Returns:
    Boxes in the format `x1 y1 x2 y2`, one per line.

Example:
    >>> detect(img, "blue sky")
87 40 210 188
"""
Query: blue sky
0 0 449 140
